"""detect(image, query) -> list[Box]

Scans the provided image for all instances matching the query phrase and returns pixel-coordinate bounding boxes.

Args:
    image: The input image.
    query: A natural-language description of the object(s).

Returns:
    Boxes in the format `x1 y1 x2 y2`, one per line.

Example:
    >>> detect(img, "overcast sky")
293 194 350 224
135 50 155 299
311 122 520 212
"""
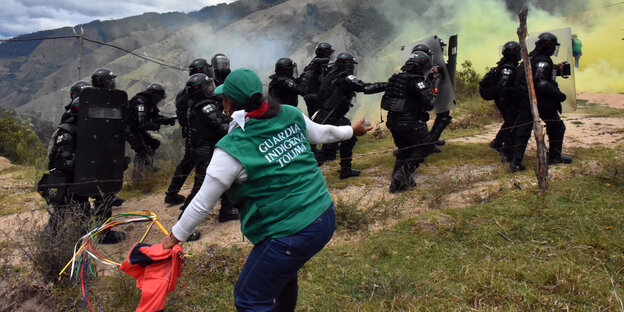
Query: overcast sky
0 0 235 39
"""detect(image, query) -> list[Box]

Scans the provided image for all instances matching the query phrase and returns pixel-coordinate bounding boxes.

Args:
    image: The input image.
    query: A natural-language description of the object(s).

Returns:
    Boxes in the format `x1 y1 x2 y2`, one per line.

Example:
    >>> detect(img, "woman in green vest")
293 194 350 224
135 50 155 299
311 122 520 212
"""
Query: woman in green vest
572 34 582 68
164 68 373 311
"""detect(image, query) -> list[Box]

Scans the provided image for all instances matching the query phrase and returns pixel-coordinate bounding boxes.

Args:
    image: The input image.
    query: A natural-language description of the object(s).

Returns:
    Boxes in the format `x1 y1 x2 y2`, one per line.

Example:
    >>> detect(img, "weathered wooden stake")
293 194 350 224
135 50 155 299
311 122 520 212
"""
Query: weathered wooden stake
73 27 84 80
517 8 549 191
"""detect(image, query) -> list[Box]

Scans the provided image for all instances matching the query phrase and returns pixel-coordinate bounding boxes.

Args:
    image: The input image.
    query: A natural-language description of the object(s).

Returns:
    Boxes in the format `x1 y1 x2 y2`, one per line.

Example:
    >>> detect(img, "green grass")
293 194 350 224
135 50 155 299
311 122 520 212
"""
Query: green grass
64 153 624 311
296 175 624 311
577 101 624 118
0 164 46 216
5 93 624 310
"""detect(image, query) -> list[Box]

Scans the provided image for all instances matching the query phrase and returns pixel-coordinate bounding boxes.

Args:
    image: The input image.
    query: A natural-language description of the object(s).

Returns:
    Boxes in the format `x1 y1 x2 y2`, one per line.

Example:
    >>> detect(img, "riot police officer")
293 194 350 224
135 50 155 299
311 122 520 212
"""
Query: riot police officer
41 93 125 244
56 80 90 125
211 53 231 86
91 68 117 89
268 57 305 107
411 44 453 149
531 33 572 165
182 74 238 240
382 51 437 193
125 83 175 180
314 52 386 179
41 99 90 237
164 58 214 205
299 42 334 116
510 32 572 172
489 41 522 162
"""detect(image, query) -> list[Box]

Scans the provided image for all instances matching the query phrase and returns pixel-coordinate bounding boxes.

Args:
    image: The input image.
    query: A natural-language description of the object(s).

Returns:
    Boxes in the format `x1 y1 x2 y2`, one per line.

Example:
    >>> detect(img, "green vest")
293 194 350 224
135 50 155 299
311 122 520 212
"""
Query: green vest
572 37 582 53
216 105 333 244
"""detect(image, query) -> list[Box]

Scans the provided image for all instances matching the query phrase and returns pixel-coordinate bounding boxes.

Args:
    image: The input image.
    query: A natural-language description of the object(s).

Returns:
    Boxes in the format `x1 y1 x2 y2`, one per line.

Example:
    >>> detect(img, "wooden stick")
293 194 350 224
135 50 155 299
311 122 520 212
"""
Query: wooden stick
517 8 549 191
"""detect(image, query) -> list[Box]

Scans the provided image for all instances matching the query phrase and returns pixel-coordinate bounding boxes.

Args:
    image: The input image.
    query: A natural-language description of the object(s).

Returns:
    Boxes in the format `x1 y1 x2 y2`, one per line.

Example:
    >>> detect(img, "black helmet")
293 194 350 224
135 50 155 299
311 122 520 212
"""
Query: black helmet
274 57 297 77
146 83 167 102
315 42 334 58
536 32 560 47
334 52 358 74
501 41 521 60
211 53 231 84
186 74 216 99
401 51 431 75
189 58 214 78
411 43 432 56
70 97 80 116
69 80 90 100
91 68 117 89
535 32 559 56
502 41 520 55
211 53 230 71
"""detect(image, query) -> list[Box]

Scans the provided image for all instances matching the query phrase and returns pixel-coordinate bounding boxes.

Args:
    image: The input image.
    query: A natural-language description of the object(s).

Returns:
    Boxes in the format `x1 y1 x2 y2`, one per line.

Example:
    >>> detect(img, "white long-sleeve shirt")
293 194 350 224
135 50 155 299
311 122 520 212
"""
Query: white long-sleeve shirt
172 110 353 241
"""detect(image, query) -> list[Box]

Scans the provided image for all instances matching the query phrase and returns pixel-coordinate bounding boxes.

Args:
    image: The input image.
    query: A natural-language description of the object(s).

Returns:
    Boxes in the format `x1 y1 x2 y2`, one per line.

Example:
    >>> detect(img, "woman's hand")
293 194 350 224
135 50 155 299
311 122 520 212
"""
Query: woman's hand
163 233 180 250
352 118 374 136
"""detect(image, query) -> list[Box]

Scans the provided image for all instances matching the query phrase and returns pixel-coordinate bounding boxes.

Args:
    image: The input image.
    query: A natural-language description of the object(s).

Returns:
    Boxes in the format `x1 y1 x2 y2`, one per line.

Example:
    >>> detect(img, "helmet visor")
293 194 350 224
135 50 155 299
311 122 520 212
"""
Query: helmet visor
213 56 230 71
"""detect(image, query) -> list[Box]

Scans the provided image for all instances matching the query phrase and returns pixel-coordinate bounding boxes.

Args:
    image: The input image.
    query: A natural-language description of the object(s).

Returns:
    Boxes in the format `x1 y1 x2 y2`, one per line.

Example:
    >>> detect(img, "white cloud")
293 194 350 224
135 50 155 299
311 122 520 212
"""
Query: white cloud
0 0 234 38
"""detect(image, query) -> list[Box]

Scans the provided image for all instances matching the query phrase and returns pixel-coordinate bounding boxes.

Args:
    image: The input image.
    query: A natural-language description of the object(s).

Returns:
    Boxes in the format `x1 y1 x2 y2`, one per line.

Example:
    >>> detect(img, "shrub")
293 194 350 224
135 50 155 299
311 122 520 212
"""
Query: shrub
454 60 481 101
0 111 47 166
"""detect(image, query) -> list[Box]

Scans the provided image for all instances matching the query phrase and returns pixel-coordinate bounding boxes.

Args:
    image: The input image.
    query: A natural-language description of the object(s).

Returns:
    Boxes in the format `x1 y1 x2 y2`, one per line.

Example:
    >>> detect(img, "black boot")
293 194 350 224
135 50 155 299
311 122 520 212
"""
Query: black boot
489 138 504 151
109 195 124 207
186 230 201 242
509 159 526 173
389 159 413 193
340 168 361 179
218 207 239 223
429 114 452 147
99 230 126 244
548 154 573 165
389 179 409 194
164 193 185 205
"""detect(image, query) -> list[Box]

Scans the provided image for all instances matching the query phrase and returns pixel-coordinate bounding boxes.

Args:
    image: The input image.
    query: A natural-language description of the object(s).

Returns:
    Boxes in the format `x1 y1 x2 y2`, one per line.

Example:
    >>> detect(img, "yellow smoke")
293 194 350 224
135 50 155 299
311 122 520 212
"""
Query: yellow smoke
371 0 623 94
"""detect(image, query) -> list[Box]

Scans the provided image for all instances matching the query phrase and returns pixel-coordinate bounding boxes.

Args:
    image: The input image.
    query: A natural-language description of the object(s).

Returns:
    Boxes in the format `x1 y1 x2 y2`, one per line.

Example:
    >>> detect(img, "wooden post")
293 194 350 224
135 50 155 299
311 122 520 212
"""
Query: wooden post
73 27 84 80
517 8 549 191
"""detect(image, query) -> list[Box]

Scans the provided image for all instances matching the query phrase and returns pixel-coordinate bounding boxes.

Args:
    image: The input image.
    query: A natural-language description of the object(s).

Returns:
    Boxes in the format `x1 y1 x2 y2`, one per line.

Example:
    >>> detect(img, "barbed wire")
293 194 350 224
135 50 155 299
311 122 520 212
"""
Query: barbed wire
3 114 608 195
0 34 187 72
0 35 80 42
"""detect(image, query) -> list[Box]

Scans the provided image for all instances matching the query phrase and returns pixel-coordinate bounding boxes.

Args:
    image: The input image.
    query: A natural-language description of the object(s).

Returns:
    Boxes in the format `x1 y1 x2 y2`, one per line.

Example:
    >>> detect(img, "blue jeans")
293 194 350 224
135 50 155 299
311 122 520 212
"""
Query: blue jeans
573 51 582 68
234 204 335 311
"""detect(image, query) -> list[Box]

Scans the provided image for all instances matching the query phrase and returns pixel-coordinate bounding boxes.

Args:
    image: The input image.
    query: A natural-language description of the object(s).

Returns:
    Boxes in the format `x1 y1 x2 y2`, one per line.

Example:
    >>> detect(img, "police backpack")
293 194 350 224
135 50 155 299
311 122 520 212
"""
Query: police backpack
381 73 408 112
478 67 499 101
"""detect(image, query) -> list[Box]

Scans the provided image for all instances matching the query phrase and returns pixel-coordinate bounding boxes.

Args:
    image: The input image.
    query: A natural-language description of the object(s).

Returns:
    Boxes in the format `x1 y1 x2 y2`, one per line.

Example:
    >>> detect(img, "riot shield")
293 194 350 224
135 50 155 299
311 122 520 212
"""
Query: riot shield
527 27 576 112
72 87 127 196
447 35 458 85
400 35 457 114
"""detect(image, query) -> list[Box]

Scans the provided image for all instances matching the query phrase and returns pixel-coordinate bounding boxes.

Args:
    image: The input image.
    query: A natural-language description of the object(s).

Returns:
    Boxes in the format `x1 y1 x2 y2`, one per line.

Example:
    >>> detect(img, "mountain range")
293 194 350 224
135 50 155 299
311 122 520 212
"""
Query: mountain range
0 0 589 138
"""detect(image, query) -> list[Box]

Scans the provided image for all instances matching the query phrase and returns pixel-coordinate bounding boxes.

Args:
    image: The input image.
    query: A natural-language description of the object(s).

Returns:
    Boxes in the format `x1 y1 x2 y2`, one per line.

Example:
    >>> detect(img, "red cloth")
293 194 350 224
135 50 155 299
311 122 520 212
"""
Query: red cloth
119 238 183 312
245 101 269 118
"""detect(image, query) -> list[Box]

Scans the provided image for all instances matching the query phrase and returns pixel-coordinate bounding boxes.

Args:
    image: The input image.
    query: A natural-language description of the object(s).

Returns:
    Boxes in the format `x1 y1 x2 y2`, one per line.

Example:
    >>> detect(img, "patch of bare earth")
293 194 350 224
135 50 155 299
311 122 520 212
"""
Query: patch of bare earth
578 92 624 109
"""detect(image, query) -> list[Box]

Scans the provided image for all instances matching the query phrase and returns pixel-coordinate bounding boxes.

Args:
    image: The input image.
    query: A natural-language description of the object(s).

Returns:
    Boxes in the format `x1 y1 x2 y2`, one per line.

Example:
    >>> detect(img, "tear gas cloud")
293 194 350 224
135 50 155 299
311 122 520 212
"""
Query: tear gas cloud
186 0 621 120
375 0 623 93
186 24 290 89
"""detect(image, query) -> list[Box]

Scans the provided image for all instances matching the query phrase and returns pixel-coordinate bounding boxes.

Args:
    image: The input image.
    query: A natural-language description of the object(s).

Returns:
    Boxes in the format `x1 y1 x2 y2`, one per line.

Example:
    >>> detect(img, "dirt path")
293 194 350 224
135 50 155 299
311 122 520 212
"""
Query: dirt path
578 92 624 109
449 94 624 149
